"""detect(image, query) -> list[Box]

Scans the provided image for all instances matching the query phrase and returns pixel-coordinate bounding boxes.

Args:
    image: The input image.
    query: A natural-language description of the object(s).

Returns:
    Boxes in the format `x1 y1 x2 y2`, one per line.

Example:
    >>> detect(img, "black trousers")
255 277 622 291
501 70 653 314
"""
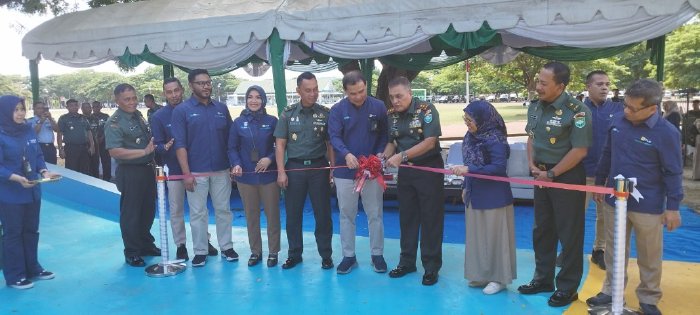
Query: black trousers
396 155 445 273
284 159 333 260
532 162 586 292
64 143 90 175
89 142 111 181
115 163 156 257
39 143 57 164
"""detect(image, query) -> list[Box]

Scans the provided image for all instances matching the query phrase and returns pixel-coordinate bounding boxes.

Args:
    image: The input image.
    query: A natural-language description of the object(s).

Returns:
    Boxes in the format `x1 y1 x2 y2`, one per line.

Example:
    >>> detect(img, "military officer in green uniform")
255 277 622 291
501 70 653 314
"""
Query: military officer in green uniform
517 62 592 308
383 76 444 286
274 72 335 270
105 83 159 267
57 99 94 175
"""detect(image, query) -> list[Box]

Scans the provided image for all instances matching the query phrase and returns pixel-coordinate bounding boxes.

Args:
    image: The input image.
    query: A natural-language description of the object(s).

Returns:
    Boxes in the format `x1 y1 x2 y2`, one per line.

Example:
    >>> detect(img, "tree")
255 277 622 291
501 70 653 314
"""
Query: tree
1 0 138 15
664 22 700 89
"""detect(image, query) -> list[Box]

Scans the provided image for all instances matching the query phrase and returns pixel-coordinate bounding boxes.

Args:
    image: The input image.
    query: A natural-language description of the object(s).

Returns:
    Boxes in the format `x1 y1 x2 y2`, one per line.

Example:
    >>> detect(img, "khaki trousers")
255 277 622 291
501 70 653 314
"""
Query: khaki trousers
186 170 233 255
585 177 606 251
237 181 281 256
335 177 384 258
166 179 187 246
601 202 663 305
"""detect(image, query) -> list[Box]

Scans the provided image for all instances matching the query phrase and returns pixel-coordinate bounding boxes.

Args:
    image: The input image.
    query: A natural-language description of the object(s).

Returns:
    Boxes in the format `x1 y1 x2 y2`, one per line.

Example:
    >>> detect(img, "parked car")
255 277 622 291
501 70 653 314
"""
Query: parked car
437 95 450 103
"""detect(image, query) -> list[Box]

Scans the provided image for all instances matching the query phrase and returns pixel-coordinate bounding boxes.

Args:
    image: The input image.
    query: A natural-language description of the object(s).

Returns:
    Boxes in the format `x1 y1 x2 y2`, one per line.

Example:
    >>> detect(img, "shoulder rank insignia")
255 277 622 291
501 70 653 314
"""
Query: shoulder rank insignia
566 102 580 112
387 108 395 114
418 102 429 112
284 104 296 112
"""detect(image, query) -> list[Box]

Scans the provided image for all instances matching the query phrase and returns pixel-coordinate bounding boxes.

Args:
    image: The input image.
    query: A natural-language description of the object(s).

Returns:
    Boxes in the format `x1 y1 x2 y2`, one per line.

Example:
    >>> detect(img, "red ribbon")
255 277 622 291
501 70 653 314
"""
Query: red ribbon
354 155 386 192
401 164 614 195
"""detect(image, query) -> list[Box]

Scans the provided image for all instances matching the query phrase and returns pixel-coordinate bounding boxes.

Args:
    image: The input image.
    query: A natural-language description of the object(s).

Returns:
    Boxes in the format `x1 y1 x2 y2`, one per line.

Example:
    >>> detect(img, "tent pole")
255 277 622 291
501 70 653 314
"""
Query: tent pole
361 58 374 96
648 35 665 82
269 29 288 114
30 60 40 104
163 64 174 80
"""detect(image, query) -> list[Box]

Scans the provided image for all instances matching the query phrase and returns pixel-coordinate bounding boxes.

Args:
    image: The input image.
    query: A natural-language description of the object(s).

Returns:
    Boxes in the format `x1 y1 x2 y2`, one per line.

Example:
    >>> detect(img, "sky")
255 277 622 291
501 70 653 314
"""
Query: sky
0 7 342 81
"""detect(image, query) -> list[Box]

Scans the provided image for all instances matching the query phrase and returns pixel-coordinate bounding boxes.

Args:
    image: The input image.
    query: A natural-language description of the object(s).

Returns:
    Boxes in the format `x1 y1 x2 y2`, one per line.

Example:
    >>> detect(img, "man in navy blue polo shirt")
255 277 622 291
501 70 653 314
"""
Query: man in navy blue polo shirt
587 79 683 315
329 71 388 274
582 70 623 270
171 69 237 267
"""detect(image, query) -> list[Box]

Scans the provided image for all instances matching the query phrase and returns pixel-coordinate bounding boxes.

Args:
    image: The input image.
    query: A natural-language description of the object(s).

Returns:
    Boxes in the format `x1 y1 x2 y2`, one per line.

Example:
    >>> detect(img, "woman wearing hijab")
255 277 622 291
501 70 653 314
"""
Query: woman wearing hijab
228 86 281 267
0 95 55 289
662 100 682 131
450 100 516 295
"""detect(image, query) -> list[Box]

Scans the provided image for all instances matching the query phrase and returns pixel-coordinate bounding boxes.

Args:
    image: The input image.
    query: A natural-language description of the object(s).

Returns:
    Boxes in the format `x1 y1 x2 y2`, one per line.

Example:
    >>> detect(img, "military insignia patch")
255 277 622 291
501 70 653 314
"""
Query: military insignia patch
574 116 586 128
550 137 556 144
424 114 433 124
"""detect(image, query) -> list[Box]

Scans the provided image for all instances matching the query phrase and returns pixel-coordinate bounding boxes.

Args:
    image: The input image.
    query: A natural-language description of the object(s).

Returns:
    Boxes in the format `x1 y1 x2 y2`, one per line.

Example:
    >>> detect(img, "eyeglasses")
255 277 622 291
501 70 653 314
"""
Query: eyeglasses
193 80 212 87
623 102 654 113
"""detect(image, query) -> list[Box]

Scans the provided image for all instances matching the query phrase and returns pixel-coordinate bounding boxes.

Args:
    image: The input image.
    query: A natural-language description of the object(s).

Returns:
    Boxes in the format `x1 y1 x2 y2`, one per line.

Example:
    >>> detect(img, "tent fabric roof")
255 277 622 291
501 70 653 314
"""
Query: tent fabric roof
22 0 700 69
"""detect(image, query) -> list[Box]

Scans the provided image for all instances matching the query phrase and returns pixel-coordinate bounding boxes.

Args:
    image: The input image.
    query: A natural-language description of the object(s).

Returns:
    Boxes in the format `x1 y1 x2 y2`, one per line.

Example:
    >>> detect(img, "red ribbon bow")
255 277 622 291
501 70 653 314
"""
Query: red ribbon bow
354 155 386 193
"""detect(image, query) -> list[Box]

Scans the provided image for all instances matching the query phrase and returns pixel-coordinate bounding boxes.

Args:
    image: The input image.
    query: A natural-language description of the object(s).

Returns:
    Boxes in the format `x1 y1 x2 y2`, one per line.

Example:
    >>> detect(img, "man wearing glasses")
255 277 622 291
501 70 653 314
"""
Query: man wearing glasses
587 79 683 315
519 62 592 307
172 69 238 267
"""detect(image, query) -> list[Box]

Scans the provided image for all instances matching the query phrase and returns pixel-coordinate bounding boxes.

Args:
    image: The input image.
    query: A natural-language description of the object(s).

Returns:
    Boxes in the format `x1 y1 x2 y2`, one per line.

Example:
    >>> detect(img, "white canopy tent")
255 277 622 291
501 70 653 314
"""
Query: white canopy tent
21 0 700 110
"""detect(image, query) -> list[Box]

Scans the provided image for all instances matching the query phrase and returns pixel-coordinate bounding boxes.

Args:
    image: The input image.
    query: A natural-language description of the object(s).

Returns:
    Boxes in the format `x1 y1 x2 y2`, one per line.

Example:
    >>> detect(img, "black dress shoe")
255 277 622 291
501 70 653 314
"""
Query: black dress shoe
585 292 612 307
321 258 334 269
141 247 162 256
125 256 145 267
422 272 439 286
591 249 606 270
388 265 417 278
639 303 662 315
548 290 578 307
281 257 302 269
517 280 555 295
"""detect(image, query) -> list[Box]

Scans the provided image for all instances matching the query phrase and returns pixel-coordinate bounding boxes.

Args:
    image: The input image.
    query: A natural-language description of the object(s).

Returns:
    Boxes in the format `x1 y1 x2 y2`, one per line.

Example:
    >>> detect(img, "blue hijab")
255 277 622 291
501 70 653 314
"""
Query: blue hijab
241 85 268 119
0 95 29 137
462 100 509 167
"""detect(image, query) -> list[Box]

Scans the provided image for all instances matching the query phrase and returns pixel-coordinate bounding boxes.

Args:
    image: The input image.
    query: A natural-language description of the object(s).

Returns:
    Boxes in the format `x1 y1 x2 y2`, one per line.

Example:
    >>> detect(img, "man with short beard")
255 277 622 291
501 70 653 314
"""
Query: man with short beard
151 77 218 261
172 69 237 267
581 70 623 271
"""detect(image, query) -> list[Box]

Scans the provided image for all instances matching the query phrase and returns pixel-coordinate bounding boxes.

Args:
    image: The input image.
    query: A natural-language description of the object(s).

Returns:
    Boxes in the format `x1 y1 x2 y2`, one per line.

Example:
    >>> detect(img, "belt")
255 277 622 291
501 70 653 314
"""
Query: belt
288 156 325 166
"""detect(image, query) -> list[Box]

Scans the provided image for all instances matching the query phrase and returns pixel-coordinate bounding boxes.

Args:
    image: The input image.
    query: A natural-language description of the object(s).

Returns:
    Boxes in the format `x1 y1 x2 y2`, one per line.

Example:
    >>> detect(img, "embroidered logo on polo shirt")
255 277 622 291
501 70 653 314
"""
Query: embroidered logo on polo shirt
635 136 653 146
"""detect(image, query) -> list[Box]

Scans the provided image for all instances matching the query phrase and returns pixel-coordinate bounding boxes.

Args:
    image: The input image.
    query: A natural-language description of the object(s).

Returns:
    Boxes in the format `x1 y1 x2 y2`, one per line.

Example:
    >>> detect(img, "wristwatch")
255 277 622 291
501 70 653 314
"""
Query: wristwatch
546 170 555 179
400 151 408 163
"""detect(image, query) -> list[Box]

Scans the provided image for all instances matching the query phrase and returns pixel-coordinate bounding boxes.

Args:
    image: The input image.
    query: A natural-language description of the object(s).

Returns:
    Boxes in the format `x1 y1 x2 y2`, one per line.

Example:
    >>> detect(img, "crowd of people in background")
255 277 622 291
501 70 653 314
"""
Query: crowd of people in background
0 64 690 315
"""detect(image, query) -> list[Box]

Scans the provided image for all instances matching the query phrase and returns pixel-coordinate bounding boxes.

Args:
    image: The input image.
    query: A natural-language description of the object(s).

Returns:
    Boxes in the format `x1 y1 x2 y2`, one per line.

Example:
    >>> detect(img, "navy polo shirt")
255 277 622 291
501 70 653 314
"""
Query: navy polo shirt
228 110 278 185
595 112 683 213
151 104 182 175
0 128 46 204
582 98 623 177
329 96 388 180
171 96 232 173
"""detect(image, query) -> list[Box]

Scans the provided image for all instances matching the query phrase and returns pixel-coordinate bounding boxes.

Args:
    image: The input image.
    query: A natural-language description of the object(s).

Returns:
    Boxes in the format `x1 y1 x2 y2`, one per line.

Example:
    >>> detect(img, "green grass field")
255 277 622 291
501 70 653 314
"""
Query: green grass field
433 102 528 126
39 102 528 132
